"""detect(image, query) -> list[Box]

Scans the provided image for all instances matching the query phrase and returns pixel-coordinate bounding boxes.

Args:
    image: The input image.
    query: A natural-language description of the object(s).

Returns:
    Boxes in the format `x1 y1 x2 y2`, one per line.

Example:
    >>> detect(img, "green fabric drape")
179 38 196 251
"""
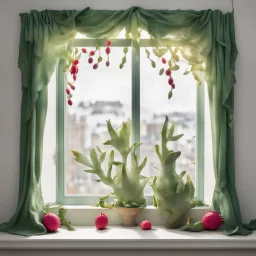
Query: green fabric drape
1 7 255 236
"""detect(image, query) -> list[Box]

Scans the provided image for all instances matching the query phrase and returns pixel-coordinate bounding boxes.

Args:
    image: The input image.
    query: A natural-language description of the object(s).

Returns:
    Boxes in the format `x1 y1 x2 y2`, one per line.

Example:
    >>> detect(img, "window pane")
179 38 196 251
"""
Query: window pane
66 47 131 195
140 48 196 194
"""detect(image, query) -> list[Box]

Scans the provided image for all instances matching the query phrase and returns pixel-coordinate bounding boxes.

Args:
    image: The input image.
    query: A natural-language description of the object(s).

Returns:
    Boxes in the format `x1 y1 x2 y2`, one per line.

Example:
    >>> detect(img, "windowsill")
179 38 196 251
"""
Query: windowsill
54 205 211 226
0 226 256 250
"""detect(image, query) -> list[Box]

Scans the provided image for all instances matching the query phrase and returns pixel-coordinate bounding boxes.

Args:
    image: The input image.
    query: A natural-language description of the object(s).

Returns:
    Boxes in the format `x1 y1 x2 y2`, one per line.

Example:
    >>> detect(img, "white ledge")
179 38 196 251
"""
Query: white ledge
0 226 256 250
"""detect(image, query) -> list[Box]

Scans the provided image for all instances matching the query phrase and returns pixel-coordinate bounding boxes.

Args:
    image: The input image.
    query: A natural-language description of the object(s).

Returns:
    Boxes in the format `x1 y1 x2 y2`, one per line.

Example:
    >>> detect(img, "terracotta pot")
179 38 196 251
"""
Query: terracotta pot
116 208 144 227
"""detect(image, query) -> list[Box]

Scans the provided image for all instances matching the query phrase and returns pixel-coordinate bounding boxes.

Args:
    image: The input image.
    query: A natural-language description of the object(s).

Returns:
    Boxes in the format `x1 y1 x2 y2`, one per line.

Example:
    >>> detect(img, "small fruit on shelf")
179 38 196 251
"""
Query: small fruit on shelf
43 213 61 232
140 220 152 230
95 213 108 230
202 211 224 230
165 69 171 76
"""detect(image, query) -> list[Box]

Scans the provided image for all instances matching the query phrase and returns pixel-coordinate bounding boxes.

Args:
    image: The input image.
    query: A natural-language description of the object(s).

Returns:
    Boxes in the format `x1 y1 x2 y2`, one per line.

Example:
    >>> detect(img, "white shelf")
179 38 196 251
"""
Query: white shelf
0 226 256 250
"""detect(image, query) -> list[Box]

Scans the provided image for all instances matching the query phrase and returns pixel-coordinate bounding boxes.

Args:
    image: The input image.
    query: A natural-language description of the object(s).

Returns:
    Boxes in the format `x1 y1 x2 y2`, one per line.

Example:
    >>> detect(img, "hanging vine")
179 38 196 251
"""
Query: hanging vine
63 33 205 106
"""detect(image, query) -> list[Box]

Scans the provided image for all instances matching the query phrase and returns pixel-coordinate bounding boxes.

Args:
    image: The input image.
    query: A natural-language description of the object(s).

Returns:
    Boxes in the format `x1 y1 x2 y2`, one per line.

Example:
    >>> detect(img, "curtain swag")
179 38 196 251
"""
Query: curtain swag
0 6 255 236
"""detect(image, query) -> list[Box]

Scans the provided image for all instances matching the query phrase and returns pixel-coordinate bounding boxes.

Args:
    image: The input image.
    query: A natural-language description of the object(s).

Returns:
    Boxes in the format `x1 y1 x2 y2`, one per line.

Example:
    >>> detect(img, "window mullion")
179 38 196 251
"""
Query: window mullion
196 72 205 200
56 59 66 204
131 46 140 146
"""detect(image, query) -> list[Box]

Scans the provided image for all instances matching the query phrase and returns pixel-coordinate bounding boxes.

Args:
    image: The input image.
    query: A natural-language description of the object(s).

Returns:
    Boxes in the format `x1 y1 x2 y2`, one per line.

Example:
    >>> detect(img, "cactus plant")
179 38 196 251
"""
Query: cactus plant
71 120 151 208
151 116 195 228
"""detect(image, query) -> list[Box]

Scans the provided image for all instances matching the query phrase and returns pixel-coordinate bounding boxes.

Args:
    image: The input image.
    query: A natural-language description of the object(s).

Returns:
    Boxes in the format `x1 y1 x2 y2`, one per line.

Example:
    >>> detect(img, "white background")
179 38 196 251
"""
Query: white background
0 0 255 224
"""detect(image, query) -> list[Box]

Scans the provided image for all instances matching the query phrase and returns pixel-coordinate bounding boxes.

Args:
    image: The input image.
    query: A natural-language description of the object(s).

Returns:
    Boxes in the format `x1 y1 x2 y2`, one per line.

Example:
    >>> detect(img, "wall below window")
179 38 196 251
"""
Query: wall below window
0 0 255 226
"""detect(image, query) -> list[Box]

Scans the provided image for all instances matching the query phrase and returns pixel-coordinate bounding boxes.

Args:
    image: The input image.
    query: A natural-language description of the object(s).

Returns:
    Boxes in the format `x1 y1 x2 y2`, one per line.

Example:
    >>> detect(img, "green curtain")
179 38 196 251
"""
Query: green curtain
1 7 255 236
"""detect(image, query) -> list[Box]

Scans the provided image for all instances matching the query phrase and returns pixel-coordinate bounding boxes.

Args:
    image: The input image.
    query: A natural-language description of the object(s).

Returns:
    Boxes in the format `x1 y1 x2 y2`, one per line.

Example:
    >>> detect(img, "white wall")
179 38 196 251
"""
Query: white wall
0 0 255 224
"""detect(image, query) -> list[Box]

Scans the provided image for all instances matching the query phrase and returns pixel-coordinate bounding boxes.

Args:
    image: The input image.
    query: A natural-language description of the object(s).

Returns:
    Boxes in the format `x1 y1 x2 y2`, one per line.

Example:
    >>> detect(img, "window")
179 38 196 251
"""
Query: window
55 31 205 205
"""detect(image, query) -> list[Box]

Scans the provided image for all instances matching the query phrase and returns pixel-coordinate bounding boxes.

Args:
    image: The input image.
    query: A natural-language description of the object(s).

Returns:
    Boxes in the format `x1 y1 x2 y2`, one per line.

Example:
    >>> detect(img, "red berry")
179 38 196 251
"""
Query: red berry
165 69 171 76
90 51 95 56
95 213 108 230
88 58 93 64
81 48 87 53
106 40 112 47
71 65 77 74
71 85 75 90
43 213 60 232
161 57 166 64
93 64 98 69
140 220 152 230
202 211 224 230
168 77 174 85
105 47 111 55
68 99 73 106
171 83 175 89
73 74 77 81
106 61 110 67
66 88 70 95
73 59 79 65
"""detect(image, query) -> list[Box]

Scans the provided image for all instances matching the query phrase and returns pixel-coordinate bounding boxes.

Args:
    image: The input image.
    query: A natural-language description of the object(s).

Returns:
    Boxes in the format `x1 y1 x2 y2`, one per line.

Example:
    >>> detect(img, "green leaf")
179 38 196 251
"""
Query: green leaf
168 90 173 99
71 150 94 168
171 65 180 71
191 65 205 72
174 47 179 54
119 63 124 69
90 149 101 170
99 194 110 201
155 145 163 164
145 48 150 56
184 175 195 201
153 48 168 58
183 71 190 75
152 195 158 207
122 56 126 64
159 68 164 76
174 55 179 62
168 59 172 67
169 134 184 141
123 47 128 54
99 152 106 164
98 56 103 62
75 48 78 54
76 53 81 60
151 61 156 68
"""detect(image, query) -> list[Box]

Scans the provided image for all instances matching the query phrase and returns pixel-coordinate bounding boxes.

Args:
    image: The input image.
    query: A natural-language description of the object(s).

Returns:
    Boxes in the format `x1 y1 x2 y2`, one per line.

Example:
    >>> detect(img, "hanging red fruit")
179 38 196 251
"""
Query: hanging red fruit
106 40 112 47
95 213 108 230
165 69 171 76
90 51 95 56
81 48 87 53
161 57 166 64
43 213 61 232
73 74 77 81
68 99 73 106
105 47 111 55
88 58 93 64
140 220 152 230
73 59 79 65
168 77 174 85
93 64 98 69
106 61 110 67
71 65 77 74
171 84 175 89
71 85 75 90
66 88 70 95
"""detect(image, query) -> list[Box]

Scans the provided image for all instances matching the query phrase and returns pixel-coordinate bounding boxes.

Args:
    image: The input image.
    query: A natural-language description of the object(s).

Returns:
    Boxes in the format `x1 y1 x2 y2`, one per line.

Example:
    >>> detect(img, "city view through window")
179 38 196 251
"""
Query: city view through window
65 46 197 196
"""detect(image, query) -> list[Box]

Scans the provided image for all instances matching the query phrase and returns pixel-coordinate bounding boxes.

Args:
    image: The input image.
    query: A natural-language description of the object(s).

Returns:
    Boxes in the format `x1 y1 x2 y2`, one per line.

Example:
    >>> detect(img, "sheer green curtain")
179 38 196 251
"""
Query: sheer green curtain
0 7 255 236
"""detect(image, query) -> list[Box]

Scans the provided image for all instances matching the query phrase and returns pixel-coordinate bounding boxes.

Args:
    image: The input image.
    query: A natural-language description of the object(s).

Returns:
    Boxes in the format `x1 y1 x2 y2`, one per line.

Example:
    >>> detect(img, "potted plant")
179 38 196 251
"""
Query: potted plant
71 120 151 226
151 116 195 228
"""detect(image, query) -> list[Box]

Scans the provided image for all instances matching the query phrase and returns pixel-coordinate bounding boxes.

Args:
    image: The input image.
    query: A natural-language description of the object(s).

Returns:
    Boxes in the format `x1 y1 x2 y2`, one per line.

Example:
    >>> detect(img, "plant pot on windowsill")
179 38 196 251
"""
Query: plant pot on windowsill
116 207 144 227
